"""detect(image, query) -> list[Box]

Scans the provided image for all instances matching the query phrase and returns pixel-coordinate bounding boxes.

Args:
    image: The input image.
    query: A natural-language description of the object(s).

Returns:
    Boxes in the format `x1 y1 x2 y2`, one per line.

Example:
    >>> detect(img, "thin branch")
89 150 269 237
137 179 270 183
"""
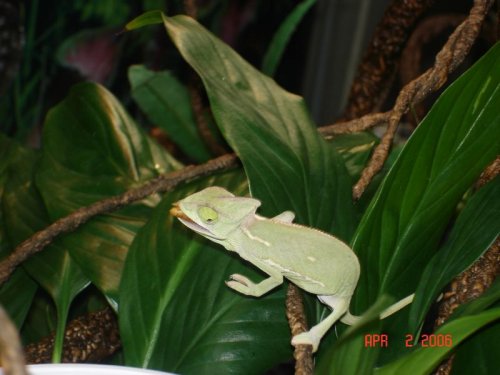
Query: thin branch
286 284 313 375
319 111 390 138
399 15 466 126
0 154 238 286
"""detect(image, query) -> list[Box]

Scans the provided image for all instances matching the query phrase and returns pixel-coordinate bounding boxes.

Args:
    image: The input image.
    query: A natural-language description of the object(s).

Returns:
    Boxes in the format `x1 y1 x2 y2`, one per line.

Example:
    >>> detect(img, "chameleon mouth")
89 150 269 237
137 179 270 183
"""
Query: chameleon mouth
170 203 192 222
170 202 215 237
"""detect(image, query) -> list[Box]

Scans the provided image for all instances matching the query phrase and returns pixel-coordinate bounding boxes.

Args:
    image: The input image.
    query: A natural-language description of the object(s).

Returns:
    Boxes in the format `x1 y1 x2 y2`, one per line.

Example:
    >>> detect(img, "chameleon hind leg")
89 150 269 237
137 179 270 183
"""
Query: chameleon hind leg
291 295 350 352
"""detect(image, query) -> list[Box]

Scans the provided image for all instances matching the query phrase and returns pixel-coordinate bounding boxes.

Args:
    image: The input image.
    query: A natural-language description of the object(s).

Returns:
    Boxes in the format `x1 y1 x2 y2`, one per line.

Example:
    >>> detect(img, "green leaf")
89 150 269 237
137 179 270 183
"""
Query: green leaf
410 177 500 332
352 43 500 311
119 171 292 374
375 308 500 375
125 10 163 31
161 14 355 239
261 0 317 76
36 82 182 301
129 65 212 162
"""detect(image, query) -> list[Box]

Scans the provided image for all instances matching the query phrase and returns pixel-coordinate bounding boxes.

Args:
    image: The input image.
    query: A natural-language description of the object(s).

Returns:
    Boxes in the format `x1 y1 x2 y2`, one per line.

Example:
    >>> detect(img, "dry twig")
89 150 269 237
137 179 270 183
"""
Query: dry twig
286 284 313 375
399 14 465 125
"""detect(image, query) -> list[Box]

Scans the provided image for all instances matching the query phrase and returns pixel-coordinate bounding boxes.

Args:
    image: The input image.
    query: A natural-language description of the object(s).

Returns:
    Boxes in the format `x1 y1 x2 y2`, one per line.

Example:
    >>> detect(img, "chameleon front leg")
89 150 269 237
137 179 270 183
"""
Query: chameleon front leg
291 295 349 352
226 264 283 297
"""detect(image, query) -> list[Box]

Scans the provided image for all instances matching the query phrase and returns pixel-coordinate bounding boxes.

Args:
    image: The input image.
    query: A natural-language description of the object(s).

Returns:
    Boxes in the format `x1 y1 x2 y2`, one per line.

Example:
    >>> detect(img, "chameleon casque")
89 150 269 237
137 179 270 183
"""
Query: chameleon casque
170 186 413 352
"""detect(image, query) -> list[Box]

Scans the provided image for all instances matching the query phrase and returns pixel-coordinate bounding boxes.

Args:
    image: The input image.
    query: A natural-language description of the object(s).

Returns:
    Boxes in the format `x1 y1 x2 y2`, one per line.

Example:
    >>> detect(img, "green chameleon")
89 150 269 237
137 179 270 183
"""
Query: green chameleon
170 186 413 352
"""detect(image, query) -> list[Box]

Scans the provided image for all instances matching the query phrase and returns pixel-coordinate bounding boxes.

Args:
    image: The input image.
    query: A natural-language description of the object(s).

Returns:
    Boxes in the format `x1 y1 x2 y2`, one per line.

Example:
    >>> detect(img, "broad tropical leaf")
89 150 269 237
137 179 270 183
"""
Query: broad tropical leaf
36 82 182 301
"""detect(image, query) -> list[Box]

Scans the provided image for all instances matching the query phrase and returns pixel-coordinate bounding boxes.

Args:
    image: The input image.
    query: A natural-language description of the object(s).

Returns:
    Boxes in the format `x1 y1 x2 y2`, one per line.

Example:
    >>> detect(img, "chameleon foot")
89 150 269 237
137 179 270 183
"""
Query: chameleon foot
226 274 256 295
228 273 252 286
291 331 320 353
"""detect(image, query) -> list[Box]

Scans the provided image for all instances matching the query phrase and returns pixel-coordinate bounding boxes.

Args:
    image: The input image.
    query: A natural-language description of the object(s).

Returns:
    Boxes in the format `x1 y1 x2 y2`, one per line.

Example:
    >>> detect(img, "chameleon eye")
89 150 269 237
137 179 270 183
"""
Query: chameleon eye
198 206 218 224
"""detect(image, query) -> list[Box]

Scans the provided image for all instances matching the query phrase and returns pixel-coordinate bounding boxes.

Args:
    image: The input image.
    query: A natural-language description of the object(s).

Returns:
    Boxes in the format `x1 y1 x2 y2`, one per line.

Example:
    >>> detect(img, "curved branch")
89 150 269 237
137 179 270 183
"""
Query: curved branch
286 284 313 375
0 154 238 286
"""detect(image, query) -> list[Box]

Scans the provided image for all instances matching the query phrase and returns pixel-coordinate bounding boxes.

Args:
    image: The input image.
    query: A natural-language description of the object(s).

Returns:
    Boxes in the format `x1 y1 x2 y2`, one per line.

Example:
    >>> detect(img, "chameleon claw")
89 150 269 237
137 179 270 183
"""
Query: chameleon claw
291 332 319 353
228 273 251 286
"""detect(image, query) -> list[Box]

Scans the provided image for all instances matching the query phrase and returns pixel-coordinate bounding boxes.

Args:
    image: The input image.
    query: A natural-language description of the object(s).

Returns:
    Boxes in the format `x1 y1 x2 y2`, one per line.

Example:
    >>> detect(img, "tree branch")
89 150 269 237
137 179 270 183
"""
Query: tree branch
286 284 313 375
0 154 238 286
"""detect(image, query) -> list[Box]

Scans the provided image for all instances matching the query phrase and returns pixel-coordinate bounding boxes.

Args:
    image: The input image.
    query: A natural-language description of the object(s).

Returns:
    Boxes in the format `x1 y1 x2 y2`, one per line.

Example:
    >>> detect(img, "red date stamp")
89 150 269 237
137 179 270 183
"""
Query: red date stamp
364 333 453 348
405 333 453 348
364 334 389 347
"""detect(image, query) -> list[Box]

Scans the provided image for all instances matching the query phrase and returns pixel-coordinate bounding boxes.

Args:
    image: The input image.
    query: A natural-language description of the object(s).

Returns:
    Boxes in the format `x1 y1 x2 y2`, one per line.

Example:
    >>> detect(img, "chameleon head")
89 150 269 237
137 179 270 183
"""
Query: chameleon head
170 186 261 240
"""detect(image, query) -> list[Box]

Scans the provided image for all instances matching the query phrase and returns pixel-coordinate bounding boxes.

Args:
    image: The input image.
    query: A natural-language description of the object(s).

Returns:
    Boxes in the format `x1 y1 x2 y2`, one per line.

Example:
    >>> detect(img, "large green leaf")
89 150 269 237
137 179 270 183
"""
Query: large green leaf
129 65 212 162
351 43 500 312
375 308 500 375
119 171 291 374
36 82 182 301
160 14 355 239
409 176 500 333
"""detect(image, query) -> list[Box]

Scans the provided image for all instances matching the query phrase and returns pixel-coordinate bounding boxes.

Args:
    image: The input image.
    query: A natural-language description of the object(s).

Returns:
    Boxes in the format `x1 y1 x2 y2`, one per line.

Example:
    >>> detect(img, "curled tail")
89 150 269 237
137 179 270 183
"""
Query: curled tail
341 294 414 325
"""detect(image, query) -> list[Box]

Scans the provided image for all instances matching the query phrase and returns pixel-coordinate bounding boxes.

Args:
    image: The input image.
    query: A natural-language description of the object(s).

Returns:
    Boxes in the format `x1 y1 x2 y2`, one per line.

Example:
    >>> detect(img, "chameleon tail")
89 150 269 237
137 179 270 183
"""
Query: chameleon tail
341 293 415 325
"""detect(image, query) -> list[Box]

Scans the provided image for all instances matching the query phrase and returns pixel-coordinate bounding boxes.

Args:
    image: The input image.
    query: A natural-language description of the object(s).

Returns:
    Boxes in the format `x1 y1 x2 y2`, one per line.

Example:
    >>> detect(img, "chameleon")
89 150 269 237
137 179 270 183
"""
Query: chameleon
170 186 414 352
